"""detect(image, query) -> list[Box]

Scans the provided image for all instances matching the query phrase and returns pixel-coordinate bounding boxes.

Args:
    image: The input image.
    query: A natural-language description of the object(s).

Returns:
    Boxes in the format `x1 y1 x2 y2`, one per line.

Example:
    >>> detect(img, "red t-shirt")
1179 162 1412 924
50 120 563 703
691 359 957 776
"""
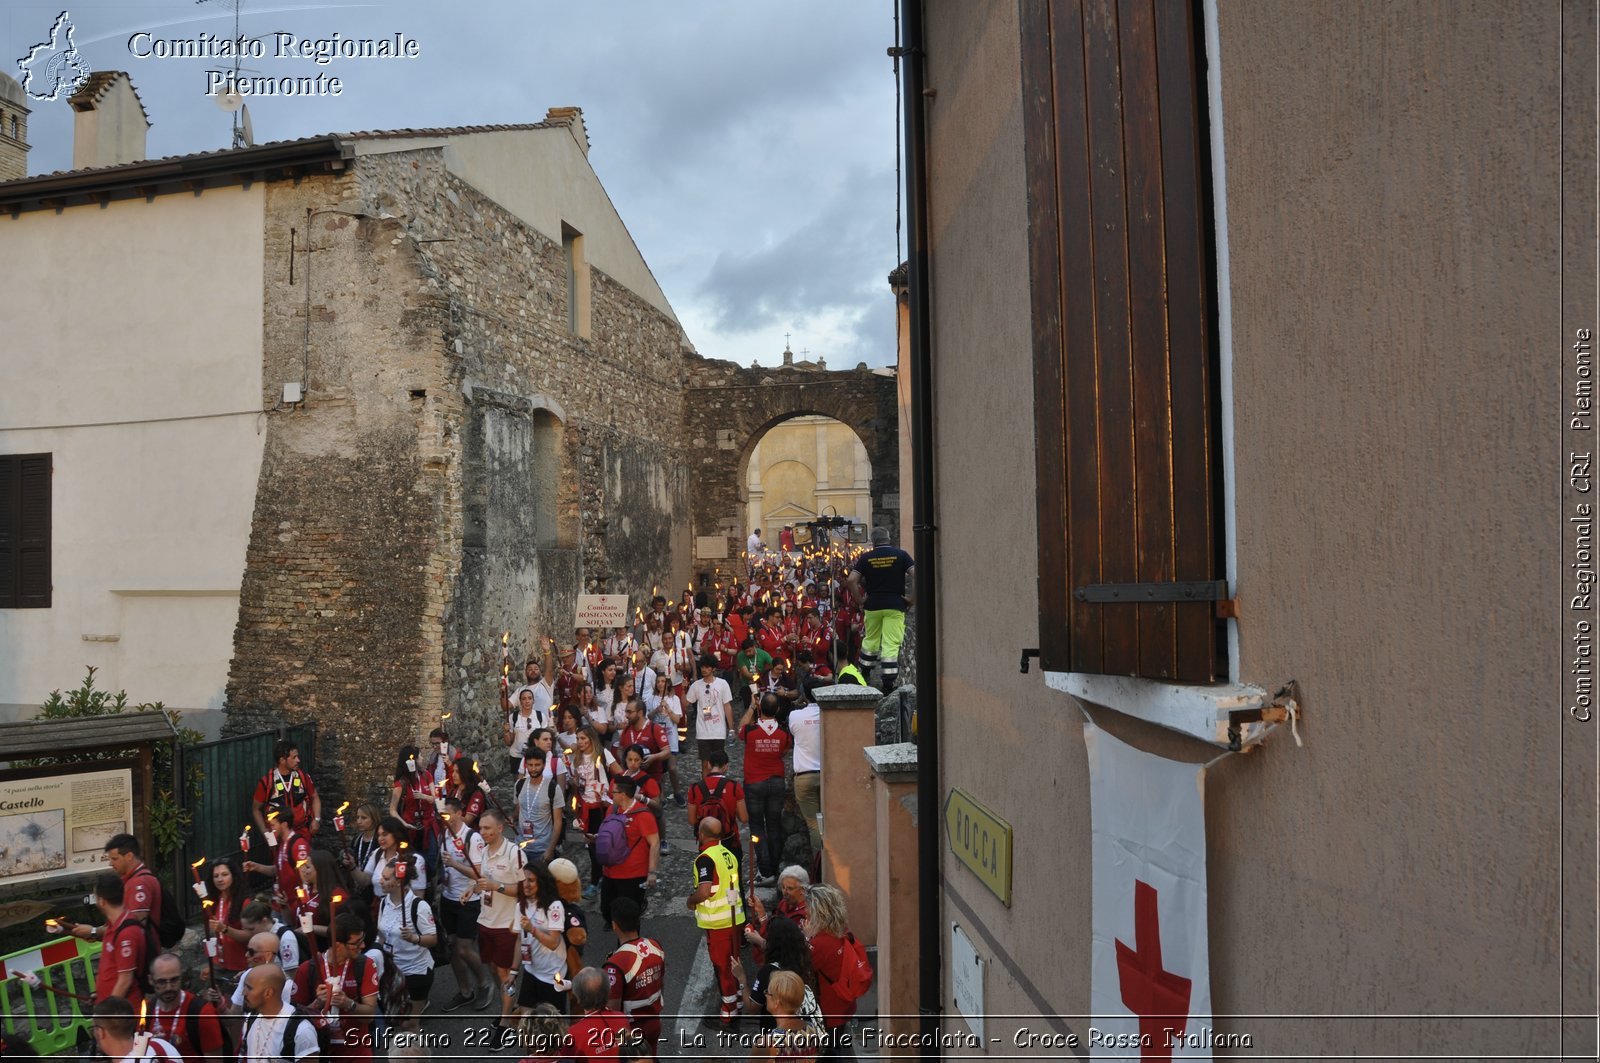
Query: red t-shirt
755 625 786 664
702 630 737 671
728 613 749 647
95 913 146 1005
569 1009 634 1060
211 893 249 971
253 769 318 830
297 951 380 1056
276 831 313 904
148 991 225 1063
616 722 669 776
810 931 860 1027
741 720 792 784
123 864 162 927
600 805 656 881
449 784 487 823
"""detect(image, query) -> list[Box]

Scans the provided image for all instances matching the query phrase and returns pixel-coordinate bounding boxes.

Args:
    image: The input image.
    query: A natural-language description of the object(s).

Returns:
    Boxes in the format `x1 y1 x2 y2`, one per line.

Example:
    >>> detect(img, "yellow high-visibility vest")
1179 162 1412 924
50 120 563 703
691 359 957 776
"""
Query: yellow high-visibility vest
693 843 746 930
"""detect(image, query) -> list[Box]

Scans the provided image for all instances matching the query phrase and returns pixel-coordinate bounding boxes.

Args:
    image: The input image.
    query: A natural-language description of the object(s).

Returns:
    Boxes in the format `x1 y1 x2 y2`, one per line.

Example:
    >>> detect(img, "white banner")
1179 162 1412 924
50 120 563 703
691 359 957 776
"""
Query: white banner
574 594 629 628
1086 724 1212 1061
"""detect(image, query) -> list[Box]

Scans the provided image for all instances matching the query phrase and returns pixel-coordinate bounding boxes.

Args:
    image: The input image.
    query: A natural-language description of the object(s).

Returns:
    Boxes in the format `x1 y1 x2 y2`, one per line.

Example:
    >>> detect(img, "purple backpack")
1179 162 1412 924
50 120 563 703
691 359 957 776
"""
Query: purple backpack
595 808 639 867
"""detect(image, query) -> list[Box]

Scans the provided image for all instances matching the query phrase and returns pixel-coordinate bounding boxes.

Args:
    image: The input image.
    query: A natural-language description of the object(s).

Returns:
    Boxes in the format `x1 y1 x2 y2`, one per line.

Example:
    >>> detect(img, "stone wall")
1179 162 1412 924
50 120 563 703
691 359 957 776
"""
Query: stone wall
226 171 454 805
226 147 696 798
682 358 900 575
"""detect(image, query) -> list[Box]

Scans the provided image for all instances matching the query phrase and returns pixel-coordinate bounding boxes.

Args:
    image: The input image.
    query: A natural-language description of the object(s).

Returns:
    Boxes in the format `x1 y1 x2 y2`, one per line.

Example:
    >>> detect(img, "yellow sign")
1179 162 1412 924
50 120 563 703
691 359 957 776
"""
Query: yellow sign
944 788 1012 905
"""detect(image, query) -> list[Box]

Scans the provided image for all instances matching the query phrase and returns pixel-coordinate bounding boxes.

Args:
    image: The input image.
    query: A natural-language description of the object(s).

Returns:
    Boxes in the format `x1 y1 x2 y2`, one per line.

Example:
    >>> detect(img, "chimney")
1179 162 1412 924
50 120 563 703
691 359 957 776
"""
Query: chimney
0 73 31 182
69 72 150 170
544 106 590 156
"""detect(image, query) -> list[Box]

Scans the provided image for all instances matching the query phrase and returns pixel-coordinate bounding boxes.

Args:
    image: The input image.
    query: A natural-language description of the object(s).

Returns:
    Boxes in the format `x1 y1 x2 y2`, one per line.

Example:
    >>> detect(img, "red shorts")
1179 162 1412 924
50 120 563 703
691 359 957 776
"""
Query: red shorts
478 926 516 970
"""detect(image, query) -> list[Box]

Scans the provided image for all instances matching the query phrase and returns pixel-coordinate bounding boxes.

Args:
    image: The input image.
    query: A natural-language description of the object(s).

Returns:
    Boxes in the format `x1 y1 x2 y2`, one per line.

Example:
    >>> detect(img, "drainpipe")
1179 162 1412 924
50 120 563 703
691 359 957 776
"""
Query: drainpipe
899 0 942 1056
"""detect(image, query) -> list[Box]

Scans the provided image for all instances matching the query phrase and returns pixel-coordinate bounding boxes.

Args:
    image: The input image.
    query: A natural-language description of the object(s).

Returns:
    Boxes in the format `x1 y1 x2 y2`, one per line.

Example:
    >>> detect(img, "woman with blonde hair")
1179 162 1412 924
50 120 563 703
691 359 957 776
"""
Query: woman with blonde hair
749 970 822 1062
805 884 863 1060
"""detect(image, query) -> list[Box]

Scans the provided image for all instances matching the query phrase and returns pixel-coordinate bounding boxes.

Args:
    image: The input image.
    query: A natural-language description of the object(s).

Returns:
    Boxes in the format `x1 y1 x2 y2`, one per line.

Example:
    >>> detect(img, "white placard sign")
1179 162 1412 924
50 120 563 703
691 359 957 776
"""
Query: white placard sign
950 921 985 1042
0 768 133 888
695 535 729 559
574 594 629 628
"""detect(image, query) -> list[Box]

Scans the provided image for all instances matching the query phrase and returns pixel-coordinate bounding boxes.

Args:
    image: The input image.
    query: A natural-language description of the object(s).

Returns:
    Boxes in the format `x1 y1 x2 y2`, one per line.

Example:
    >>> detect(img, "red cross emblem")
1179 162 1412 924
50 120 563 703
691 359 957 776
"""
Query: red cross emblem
1115 879 1192 1061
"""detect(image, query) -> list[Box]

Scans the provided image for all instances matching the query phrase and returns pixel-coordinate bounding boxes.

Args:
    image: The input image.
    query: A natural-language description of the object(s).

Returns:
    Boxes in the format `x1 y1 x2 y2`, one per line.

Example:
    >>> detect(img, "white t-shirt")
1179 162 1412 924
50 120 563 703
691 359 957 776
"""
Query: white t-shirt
377 893 438 975
518 899 568 985
789 702 822 773
476 840 523 931
571 747 618 806
748 532 763 554
242 1006 319 1062
363 848 427 896
507 703 547 755
440 824 489 902
231 965 301 1009
685 677 733 740
118 1036 181 1061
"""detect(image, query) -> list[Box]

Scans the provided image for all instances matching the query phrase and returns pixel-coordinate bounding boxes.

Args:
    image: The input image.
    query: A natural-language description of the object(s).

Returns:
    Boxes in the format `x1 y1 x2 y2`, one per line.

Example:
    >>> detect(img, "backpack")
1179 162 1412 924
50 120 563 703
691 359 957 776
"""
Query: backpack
403 896 449 966
154 879 185 949
242 1008 322 1061
595 808 644 867
822 932 874 1003
181 991 234 1059
271 920 314 972
697 776 739 841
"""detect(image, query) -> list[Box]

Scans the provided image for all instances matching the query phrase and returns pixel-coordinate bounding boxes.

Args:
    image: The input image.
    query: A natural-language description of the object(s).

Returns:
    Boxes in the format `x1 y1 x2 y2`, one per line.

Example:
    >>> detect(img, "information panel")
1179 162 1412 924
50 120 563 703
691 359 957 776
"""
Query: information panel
0 768 132 888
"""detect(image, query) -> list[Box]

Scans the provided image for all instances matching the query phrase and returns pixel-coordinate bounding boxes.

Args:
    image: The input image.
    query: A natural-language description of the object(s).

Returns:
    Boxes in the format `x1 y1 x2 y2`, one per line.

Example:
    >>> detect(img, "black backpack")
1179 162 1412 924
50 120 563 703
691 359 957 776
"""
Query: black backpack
180 992 234 1059
154 880 185 949
241 1008 323 1061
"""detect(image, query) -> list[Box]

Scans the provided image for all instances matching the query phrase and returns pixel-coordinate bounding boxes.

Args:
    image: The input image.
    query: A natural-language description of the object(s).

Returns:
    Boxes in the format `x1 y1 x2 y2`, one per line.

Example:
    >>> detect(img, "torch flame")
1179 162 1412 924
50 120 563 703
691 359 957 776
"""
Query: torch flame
202 898 214 911
441 711 453 721
138 999 148 1030
336 802 350 816
191 857 206 870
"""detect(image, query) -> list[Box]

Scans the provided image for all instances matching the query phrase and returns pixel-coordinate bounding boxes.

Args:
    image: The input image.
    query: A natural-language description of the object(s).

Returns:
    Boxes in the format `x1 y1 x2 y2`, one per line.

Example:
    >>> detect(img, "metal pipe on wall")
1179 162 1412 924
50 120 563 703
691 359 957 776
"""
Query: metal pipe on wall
898 0 943 1057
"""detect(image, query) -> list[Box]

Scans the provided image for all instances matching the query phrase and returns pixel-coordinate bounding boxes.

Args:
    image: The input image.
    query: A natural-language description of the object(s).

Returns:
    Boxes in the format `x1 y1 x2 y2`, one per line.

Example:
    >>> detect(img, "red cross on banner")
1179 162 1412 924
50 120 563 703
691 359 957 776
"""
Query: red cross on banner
1087 724 1213 1060
1116 880 1193 1062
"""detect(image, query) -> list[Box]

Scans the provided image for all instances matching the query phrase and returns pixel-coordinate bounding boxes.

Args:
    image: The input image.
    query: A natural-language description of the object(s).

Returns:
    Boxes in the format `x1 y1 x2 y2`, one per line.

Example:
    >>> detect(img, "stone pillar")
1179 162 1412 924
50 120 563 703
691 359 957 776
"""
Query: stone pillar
866 742 920 1054
817 683 883 945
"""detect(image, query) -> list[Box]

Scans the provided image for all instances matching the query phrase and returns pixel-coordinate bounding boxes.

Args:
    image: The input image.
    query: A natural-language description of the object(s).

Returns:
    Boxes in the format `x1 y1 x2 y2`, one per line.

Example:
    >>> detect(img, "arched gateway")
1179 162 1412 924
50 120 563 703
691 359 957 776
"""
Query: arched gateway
682 355 900 577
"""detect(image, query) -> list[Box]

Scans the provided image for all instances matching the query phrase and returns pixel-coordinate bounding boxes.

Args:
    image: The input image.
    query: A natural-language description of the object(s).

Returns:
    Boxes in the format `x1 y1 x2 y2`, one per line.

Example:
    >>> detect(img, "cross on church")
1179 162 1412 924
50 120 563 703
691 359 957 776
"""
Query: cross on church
1115 879 1192 1062
784 332 792 348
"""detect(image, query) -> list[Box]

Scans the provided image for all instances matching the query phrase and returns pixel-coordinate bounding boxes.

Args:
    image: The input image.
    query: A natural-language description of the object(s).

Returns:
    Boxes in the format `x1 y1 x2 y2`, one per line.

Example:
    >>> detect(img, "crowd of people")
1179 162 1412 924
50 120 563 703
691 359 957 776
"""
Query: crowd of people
17 528 915 1062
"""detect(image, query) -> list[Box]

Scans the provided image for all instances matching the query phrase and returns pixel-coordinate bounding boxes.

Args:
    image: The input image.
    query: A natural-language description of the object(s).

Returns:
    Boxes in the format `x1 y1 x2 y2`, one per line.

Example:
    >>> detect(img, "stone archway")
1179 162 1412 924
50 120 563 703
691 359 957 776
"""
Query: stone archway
681 355 899 575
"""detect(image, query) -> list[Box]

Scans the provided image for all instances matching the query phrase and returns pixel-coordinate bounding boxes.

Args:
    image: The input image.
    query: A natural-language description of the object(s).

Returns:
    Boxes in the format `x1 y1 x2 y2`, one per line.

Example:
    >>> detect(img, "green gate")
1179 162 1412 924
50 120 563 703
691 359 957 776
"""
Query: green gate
177 723 317 917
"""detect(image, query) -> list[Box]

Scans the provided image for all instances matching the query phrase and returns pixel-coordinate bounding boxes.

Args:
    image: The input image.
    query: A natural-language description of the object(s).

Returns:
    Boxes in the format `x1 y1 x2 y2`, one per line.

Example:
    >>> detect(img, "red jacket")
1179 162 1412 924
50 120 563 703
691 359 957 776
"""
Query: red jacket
570 1008 633 1060
810 930 859 1027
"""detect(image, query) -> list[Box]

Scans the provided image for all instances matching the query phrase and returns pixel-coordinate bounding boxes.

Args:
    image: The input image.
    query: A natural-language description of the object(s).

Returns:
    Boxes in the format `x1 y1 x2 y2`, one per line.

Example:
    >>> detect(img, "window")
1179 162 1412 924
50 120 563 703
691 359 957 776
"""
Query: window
561 222 591 339
1021 0 1224 682
0 453 52 608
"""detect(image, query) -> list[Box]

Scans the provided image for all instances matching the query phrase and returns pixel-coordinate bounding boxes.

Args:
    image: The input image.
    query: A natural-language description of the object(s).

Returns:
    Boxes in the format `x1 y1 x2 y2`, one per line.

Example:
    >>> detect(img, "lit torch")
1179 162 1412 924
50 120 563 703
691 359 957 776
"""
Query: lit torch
501 631 511 692
132 999 151 1057
190 857 207 900
334 802 349 833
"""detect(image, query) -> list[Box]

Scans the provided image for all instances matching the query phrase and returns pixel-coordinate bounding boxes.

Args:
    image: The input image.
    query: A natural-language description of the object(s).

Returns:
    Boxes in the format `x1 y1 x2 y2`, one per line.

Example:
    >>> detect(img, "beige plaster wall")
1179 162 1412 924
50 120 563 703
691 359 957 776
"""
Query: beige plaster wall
745 416 872 531
0 185 266 714
922 0 1091 1048
923 0 1575 1056
1210 0 1567 1050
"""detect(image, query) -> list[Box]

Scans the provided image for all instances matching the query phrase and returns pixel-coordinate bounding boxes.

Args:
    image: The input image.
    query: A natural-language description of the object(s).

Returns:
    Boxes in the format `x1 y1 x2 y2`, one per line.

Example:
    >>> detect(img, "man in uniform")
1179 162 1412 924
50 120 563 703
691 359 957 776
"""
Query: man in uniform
603 897 665 1055
252 740 321 837
846 526 914 688
686 818 746 1027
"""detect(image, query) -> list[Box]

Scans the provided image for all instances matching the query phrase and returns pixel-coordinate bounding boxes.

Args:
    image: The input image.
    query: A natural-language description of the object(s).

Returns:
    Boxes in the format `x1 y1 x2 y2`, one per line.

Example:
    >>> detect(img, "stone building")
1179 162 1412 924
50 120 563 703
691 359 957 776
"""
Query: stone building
0 96 695 794
0 73 29 182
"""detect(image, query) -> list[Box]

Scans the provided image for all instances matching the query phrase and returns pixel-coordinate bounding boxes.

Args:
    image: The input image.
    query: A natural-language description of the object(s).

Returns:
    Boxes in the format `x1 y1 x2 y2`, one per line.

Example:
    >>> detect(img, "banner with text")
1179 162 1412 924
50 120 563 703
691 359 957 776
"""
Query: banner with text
1086 724 1212 1061
0 768 133 888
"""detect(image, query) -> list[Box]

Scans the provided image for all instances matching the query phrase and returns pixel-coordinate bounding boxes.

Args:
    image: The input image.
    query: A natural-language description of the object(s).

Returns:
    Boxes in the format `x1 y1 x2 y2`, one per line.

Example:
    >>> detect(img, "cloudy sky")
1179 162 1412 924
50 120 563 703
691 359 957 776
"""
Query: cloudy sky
5 0 904 368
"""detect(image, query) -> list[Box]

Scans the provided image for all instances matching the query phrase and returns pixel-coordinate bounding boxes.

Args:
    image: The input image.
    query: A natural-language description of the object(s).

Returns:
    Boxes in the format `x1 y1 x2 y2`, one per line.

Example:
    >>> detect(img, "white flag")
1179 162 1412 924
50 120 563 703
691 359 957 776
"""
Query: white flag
1086 723 1212 1061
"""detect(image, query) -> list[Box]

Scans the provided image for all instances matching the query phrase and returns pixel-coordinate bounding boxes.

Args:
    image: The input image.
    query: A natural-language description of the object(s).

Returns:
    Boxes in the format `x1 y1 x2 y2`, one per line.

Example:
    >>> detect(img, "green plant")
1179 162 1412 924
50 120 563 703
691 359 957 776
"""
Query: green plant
26 667 205 866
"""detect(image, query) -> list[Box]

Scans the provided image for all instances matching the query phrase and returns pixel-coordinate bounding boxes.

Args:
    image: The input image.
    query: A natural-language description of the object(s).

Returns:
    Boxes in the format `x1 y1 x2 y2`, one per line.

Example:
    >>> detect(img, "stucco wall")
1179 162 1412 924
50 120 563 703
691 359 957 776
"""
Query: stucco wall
922 0 1092 1047
924 0 1578 1056
0 185 265 717
1212 0 1566 1050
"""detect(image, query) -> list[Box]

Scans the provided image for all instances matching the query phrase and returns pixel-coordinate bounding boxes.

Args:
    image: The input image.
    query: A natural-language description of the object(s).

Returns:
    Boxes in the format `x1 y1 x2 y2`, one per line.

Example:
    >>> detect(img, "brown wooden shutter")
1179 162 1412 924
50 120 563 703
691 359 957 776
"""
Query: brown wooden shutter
1022 0 1222 683
0 453 52 608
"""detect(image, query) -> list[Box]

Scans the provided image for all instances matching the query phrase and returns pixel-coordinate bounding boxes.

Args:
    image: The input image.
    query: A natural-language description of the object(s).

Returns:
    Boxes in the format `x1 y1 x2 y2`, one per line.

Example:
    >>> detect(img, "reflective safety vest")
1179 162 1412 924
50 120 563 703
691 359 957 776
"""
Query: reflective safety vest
837 663 867 685
693 843 746 931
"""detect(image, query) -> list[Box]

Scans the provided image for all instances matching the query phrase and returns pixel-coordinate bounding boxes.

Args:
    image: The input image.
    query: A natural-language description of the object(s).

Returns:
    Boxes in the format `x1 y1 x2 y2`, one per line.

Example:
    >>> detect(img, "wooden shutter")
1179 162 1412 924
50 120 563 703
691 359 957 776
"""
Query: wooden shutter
0 453 52 608
1022 0 1222 682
